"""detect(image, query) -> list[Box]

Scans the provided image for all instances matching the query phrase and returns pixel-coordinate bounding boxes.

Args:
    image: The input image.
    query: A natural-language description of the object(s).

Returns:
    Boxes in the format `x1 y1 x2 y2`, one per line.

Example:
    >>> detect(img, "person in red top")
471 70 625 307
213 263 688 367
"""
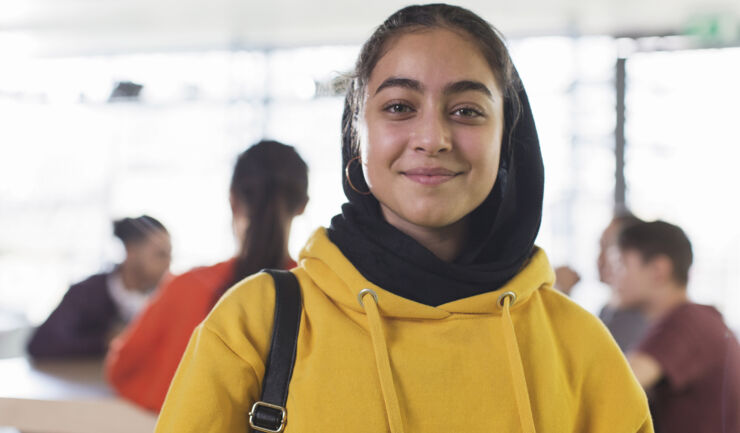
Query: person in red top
105 140 309 412
614 220 740 433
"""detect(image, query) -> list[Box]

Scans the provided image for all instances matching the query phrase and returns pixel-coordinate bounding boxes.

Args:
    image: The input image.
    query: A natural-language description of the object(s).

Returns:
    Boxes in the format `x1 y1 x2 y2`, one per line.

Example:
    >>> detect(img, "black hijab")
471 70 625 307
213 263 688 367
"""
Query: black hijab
328 73 544 306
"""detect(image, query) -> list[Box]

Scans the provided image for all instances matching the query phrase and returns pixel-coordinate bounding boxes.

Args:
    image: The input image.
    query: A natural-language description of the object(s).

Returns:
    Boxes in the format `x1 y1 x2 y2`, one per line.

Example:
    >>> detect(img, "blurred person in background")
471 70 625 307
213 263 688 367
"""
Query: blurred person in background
106 140 309 412
616 220 740 433
597 212 648 351
27 215 171 358
554 211 648 352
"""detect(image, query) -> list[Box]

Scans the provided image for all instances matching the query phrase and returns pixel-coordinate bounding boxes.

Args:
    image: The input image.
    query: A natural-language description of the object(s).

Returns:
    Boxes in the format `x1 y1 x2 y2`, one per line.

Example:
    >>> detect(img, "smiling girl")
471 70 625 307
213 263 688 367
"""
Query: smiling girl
155 4 652 432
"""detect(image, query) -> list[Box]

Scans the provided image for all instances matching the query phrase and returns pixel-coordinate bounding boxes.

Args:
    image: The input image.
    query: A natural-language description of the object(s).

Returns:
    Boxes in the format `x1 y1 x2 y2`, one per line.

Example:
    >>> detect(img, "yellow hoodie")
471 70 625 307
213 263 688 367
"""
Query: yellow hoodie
156 228 653 432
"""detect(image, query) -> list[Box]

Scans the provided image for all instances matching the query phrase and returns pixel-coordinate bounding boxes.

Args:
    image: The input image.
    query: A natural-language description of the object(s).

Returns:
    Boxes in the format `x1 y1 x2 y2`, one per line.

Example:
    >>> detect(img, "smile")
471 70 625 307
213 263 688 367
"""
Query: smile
401 167 460 186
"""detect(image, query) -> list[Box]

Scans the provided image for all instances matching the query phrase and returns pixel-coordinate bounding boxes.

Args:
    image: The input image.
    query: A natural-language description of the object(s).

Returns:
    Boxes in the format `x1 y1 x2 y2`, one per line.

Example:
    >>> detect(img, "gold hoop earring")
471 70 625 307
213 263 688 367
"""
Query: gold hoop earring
345 156 372 196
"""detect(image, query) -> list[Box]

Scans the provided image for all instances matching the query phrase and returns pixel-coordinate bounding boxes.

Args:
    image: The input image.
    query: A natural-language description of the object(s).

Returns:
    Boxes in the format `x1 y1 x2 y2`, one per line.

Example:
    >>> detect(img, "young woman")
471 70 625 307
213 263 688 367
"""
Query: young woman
28 215 171 358
156 5 652 432
106 140 308 412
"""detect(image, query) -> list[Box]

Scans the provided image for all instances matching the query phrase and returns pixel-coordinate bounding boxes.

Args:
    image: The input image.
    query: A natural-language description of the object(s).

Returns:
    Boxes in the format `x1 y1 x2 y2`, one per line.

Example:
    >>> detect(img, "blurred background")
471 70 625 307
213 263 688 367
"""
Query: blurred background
1 0 739 349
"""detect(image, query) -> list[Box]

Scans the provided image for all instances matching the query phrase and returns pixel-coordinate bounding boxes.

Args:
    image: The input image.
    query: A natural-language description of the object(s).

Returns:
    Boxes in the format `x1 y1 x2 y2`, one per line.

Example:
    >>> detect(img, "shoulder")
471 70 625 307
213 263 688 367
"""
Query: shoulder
202 272 279 367
206 272 277 333
678 303 725 325
162 259 235 296
537 287 628 368
537 288 649 421
538 287 614 341
65 273 111 300
658 303 724 332
70 272 109 290
646 302 728 345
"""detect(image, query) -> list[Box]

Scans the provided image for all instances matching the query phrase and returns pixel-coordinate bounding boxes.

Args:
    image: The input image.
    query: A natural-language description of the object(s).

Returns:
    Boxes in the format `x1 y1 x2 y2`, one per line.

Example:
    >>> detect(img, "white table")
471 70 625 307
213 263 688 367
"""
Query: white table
0 357 157 433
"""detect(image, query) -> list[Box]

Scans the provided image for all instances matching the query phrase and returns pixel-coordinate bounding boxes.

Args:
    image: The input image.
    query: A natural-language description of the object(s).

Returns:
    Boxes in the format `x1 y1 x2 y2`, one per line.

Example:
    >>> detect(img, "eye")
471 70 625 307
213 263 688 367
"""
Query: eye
452 106 484 118
383 102 415 114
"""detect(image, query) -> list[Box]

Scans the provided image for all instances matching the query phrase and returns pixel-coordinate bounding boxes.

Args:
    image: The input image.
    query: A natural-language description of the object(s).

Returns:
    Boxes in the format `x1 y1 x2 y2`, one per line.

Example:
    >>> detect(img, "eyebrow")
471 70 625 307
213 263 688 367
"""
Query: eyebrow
374 77 423 95
374 77 493 100
444 80 493 99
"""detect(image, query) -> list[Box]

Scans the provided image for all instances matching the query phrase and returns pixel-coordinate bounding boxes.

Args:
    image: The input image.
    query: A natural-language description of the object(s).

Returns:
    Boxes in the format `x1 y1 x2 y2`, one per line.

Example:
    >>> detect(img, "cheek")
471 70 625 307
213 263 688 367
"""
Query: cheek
612 265 629 289
621 270 645 295
361 122 407 187
456 127 501 183
154 254 168 267
144 253 159 269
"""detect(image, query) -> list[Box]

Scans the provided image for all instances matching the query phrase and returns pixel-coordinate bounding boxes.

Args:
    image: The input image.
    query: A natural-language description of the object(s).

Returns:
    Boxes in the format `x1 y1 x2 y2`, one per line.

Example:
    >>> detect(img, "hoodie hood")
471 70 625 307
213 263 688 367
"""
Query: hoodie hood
301 228 554 319
328 70 544 306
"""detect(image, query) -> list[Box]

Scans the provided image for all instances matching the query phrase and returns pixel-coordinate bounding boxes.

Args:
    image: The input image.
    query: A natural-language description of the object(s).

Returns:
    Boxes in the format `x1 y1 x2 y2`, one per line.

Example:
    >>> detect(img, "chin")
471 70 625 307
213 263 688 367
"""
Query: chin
411 217 459 229
379 192 473 231
400 208 465 230
406 194 470 221
615 293 642 311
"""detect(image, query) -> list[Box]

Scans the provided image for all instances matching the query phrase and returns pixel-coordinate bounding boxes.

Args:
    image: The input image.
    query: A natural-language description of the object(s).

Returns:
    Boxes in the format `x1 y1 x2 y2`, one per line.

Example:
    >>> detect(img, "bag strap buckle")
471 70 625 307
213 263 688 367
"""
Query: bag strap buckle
249 401 287 433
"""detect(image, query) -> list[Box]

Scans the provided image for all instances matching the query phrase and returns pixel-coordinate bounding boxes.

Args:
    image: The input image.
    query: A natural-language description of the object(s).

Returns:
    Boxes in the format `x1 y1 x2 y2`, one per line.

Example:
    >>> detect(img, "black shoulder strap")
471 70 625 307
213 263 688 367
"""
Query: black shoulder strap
248 270 302 433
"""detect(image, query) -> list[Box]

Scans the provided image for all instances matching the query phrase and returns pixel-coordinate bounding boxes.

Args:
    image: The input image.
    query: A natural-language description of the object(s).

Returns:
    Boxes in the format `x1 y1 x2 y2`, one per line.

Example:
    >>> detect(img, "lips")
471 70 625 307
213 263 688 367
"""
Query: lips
401 167 460 186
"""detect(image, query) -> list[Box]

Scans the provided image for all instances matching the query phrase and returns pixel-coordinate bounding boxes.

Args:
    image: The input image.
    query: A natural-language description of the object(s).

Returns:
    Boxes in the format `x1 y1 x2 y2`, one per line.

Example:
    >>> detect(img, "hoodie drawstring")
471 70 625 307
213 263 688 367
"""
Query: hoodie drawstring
359 289 406 433
498 291 537 433
359 289 535 433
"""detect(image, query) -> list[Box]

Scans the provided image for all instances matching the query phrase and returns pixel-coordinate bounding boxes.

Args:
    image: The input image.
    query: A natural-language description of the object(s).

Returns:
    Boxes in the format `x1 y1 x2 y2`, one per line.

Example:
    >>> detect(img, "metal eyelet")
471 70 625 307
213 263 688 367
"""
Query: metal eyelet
497 291 517 308
358 288 379 307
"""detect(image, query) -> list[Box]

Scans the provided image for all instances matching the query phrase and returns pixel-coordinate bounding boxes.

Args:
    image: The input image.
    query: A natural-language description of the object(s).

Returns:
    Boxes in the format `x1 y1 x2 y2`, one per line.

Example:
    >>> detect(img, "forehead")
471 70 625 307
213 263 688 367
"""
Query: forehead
620 249 645 265
143 230 172 248
368 27 500 92
600 222 621 245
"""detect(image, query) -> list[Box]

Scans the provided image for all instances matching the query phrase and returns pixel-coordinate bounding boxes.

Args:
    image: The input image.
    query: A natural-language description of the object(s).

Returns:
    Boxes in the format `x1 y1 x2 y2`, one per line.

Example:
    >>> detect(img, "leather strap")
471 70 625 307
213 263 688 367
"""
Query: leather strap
249 270 302 433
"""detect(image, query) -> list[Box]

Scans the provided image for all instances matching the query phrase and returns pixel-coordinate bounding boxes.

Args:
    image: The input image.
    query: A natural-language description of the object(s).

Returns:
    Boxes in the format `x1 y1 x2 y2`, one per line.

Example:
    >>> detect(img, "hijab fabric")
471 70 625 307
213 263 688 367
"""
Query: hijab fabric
328 72 544 306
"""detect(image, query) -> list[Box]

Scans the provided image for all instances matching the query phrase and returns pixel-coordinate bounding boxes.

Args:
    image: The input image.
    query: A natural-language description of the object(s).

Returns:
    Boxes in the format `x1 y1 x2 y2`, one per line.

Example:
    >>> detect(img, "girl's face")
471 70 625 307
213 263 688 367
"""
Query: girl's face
126 231 171 289
360 28 505 233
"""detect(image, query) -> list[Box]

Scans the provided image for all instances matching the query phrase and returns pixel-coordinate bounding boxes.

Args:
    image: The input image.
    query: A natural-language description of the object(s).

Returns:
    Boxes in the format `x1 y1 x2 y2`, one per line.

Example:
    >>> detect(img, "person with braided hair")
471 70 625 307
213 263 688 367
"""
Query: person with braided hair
28 215 171 358
106 141 308 412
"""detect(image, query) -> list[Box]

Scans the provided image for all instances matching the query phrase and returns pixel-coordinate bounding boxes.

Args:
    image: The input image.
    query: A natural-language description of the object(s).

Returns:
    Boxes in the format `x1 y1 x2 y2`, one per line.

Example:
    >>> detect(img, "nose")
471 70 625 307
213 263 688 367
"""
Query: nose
411 110 452 155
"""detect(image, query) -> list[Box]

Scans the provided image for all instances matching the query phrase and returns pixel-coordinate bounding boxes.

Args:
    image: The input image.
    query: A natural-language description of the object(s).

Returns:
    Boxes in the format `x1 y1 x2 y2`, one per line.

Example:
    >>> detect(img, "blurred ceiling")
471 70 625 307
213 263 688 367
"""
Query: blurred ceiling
0 0 738 56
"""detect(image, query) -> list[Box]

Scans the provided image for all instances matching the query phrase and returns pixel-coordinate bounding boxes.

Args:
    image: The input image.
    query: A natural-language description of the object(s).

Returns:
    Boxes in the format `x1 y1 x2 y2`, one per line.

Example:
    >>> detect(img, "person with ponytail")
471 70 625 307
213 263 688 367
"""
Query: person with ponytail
105 140 308 412
156 5 652 432
28 215 171 358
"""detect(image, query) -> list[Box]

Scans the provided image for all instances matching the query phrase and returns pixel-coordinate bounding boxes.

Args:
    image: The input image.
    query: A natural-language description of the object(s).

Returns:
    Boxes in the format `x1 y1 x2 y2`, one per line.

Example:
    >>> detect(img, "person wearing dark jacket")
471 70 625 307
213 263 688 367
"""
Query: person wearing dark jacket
27 215 171 358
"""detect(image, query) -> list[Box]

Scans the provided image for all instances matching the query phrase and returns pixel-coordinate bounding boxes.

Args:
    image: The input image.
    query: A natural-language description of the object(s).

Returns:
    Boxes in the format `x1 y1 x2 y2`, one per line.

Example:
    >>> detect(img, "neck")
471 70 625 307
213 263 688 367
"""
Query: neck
607 292 622 308
281 219 294 265
119 262 147 293
644 284 689 322
382 209 467 262
237 219 295 266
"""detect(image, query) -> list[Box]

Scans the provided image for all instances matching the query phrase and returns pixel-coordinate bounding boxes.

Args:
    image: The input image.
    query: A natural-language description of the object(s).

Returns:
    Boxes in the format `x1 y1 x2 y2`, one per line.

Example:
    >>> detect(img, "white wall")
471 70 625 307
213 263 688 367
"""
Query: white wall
1 0 739 57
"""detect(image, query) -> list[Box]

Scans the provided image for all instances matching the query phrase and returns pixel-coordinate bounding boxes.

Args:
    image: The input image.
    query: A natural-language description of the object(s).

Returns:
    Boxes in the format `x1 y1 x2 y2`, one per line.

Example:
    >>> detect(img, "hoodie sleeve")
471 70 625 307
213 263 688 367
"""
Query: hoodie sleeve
540 288 654 433
155 272 277 433
636 415 655 433
154 324 259 433
576 315 654 433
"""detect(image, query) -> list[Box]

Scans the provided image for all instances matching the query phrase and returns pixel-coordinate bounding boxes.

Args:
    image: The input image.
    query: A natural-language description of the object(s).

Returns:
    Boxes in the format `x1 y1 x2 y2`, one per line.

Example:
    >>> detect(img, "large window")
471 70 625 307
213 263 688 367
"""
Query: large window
625 47 740 331
0 49 355 323
512 37 618 313
2 38 736 331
